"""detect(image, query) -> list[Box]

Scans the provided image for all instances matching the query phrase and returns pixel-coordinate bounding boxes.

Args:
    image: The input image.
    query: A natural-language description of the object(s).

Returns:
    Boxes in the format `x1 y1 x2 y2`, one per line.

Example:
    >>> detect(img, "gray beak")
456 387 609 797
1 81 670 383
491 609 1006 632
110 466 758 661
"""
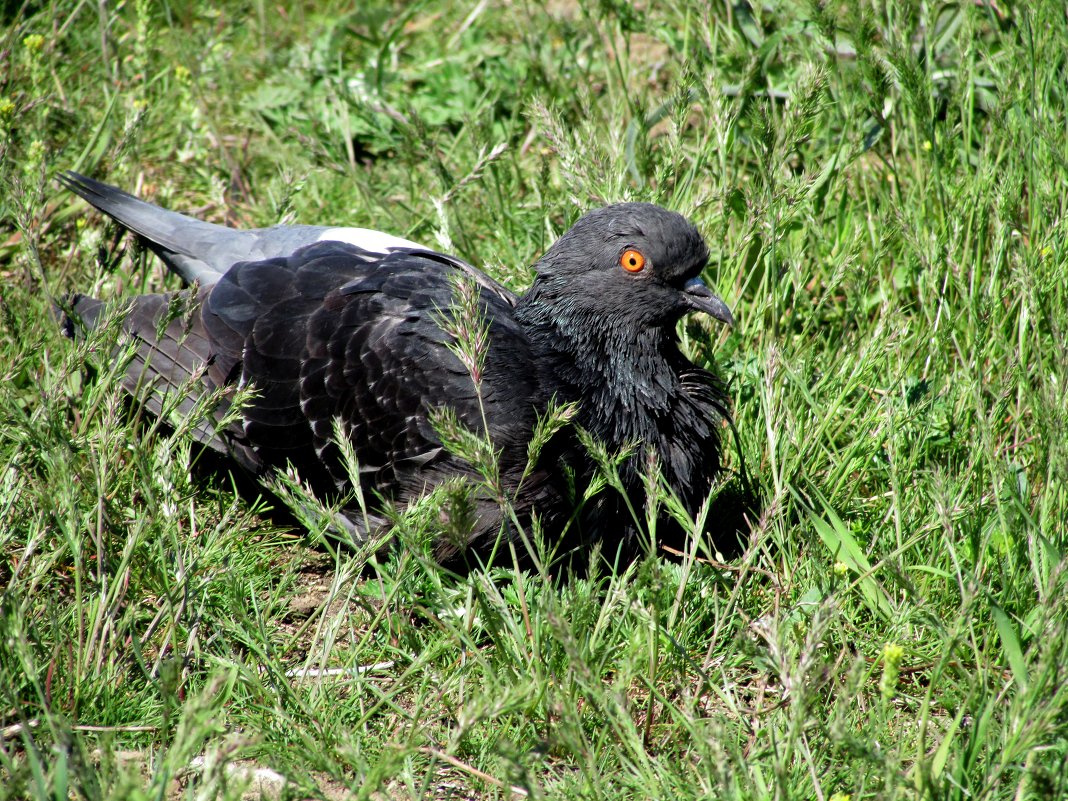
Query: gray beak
683 277 735 327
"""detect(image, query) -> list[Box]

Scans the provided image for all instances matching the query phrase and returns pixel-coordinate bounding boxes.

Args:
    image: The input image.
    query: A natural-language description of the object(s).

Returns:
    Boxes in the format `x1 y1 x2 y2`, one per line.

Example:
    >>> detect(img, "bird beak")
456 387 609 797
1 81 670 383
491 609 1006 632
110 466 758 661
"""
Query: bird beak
683 277 735 327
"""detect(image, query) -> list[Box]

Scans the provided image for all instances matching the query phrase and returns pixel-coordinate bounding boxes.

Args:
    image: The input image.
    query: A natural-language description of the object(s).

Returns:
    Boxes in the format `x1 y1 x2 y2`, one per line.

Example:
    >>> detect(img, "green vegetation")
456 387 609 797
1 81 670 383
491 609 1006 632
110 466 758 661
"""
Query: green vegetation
3 1 1067 798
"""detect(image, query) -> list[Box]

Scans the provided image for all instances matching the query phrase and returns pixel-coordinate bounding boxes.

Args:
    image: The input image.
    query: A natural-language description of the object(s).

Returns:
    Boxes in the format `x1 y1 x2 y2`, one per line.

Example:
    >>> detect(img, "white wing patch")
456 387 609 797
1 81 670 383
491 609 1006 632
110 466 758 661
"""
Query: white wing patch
318 227 425 254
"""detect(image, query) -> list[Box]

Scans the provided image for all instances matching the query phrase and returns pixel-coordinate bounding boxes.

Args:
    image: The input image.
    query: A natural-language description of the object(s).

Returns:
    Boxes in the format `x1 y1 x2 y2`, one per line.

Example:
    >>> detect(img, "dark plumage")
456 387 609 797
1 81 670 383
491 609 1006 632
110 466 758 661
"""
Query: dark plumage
60 172 736 566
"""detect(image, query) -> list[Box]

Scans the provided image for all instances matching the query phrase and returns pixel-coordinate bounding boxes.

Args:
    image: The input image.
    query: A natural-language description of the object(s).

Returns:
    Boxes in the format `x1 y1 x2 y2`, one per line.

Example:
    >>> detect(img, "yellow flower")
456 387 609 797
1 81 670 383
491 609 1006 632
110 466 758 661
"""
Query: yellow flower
880 642 904 701
922 140 932 151
23 34 45 53
0 98 15 117
833 561 849 577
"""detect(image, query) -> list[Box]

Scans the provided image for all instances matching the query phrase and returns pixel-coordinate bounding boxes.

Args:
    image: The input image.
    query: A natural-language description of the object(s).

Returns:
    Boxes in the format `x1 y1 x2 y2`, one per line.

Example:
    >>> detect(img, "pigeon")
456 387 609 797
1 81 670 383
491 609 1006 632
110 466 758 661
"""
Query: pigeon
59 171 736 566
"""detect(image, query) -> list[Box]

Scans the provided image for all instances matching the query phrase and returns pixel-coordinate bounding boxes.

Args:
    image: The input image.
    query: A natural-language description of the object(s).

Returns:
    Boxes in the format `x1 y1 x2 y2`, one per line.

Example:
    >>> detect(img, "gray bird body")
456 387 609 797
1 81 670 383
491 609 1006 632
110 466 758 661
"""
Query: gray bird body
61 171 735 565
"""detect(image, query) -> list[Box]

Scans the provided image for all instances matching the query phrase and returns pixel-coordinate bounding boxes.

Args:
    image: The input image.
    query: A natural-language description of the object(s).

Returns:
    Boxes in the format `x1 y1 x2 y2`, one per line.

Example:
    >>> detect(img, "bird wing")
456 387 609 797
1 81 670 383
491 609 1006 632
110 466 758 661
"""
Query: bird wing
64 287 263 470
232 245 534 490
86 242 533 502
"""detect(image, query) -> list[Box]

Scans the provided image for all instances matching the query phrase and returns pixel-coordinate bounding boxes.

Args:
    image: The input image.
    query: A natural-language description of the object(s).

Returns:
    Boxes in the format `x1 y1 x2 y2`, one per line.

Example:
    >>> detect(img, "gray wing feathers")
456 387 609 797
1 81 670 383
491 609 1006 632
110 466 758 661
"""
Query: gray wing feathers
99 290 260 471
60 172 328 286
60 172 520 308
59 172 233 285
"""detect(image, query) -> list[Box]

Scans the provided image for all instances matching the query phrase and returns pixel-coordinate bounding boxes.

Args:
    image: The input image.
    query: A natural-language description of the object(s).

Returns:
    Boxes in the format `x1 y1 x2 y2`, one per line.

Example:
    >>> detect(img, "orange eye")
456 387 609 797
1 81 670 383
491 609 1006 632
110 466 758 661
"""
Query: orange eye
620 249 646 273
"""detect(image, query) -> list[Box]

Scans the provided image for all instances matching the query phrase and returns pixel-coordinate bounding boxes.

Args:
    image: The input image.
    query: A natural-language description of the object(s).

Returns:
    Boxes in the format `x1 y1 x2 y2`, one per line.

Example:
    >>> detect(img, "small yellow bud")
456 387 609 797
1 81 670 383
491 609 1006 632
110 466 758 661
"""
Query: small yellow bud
174 64 191 83
829 794 852 801
880 642 904 701
922 140 932 151
833 561 849 577
0 98 15 117
23 34 45 53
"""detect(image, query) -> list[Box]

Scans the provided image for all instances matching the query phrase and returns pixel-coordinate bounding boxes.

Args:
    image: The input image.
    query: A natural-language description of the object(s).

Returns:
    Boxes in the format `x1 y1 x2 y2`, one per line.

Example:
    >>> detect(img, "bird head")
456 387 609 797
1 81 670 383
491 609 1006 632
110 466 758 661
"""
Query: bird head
527 202 734 333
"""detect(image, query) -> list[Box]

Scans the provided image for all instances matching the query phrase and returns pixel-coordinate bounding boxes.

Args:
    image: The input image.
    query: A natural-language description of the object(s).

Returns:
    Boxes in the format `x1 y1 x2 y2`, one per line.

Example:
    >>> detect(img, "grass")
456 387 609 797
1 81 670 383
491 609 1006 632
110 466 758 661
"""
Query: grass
2 0 1068 798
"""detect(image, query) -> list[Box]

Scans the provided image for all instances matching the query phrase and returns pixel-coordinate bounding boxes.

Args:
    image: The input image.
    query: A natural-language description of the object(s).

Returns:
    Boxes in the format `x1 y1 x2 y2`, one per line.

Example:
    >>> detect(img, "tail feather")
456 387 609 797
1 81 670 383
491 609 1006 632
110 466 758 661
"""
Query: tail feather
59 171 226 285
